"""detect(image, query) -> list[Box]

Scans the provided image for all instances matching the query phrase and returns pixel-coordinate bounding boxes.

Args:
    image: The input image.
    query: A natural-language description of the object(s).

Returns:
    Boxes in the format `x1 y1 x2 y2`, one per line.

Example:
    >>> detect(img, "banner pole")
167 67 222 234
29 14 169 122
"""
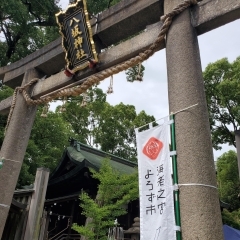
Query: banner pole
170 114 182 240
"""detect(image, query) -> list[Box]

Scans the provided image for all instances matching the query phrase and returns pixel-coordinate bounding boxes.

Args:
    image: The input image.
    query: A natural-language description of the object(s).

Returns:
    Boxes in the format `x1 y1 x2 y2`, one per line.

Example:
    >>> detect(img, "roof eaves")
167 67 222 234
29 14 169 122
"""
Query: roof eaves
78 142 137 167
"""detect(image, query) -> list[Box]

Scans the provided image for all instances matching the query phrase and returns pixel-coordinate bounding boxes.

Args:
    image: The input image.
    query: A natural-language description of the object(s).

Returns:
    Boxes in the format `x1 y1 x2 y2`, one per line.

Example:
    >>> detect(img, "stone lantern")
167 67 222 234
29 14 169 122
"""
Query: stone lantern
124 217 140 240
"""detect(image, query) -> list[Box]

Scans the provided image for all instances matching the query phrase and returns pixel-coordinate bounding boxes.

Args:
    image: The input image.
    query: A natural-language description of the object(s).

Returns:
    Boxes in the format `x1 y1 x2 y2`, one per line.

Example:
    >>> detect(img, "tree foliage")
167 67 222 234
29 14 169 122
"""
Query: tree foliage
17 109 72 187
60 87 155 161
86 0 121 15
0 85 72 188
203 57 240 150
217 150 240 228
72 159 138 240
0 0 61 66
222 209 240 230
0 0 125 66
217 150 240 210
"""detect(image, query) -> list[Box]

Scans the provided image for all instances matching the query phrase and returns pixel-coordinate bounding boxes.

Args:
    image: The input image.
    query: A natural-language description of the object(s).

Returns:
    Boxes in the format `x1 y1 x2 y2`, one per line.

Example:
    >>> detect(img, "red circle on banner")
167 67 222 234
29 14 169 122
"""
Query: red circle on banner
142 137 163 160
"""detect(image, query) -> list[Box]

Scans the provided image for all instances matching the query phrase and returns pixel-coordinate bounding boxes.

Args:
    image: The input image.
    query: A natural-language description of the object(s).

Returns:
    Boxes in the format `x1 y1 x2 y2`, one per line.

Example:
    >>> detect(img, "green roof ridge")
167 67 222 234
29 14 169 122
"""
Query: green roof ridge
74 142 137 167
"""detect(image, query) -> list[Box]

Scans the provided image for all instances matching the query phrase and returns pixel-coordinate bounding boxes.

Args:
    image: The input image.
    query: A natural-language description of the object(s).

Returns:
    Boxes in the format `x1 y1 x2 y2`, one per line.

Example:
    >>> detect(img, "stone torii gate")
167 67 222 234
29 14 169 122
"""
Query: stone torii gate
0 0 239 239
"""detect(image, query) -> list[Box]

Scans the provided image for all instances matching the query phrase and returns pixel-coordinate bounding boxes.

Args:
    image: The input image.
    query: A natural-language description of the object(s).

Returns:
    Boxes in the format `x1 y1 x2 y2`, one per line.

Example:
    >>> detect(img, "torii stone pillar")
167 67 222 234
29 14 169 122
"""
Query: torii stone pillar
0 69 41 239
164 1 223 239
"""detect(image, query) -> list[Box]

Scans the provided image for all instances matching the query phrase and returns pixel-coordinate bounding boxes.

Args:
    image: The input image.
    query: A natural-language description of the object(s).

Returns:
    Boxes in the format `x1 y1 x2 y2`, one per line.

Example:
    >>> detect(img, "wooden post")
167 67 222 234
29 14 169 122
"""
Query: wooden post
39 210 48 240
14 209 28 240
68 200 76 237
42 211 50 240
164 1 224 239
24 167 50 240
0 68 41 239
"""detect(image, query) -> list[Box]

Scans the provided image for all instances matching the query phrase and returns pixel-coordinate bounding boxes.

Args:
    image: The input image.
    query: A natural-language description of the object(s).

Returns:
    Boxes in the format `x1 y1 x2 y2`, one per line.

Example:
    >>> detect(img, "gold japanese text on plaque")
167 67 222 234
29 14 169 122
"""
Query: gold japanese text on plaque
56 0 98 73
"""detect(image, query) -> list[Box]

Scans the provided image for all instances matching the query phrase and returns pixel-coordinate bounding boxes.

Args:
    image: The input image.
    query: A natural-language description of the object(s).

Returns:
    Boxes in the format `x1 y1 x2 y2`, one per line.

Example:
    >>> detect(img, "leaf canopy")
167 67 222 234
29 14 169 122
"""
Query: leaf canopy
203 57 240 150
61 87 155 162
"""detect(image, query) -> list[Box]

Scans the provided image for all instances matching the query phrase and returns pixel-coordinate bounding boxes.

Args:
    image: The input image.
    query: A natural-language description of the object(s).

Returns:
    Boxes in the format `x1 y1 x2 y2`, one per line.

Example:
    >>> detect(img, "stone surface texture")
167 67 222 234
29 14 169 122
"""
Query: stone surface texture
0 69 40 239
165 1 224 239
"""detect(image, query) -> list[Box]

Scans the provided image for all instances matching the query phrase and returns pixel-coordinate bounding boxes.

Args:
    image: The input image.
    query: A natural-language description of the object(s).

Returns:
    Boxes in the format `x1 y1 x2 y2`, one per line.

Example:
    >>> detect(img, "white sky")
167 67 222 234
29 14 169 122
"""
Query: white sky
59 0 240 159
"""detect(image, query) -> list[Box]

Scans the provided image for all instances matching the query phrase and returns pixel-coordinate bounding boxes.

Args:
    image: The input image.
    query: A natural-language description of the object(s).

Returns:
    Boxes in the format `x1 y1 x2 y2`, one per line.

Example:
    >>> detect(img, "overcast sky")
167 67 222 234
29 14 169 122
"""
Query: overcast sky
59 0 240 159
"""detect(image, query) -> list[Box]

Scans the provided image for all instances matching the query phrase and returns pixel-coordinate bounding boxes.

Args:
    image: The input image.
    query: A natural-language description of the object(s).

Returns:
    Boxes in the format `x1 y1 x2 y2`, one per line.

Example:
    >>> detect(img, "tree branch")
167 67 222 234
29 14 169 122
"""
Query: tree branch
221 123 236 147
21 0 42 23
28 21 56 27
225 102 237 130
1 24 10 45
6 32 22 59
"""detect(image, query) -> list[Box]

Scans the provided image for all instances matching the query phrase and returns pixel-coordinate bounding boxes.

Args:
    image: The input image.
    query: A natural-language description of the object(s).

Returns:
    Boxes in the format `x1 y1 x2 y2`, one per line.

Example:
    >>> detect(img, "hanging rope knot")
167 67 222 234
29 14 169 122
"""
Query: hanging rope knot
135 75 142 81
135 62 143 82
80 93 89 107
107 76 114 94
41 103 50 117
5 77 39 134
106 86 113 94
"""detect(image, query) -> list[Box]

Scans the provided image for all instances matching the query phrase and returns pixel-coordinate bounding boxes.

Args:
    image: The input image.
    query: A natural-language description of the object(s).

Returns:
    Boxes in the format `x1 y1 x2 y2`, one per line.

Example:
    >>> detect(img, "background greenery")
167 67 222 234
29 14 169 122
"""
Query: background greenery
72 159 138 239
203 57 240 228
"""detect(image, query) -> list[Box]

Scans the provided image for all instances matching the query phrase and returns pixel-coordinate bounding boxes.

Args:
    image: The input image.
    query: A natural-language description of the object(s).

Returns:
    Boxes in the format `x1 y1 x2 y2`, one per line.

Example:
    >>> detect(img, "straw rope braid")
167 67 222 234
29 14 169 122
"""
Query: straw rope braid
5 78 39 133
5 0 199 131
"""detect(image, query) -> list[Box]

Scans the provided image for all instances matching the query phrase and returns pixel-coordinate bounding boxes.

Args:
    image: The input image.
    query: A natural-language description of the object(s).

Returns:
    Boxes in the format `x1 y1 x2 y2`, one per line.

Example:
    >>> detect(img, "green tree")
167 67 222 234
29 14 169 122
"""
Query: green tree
217 150 240 228
18 108 72 187
86 0 121 15
0 0 60 66
217 150 240 210
60 87 155 161
203 57 240 150
0 0 125 66
57 87 107 145
222 209 240 230
72 158 138 240
0 83 72 187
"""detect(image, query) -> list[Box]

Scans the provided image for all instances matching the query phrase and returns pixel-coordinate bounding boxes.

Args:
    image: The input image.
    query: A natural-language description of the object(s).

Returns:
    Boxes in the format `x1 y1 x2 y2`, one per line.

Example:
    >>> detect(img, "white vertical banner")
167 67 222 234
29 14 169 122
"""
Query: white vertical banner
135 121 176 240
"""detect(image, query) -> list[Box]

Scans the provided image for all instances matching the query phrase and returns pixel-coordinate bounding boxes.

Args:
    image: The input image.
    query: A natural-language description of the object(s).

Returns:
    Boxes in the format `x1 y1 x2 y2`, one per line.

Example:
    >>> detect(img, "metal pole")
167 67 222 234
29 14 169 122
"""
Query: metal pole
164 1 223 239
170 114 181 240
